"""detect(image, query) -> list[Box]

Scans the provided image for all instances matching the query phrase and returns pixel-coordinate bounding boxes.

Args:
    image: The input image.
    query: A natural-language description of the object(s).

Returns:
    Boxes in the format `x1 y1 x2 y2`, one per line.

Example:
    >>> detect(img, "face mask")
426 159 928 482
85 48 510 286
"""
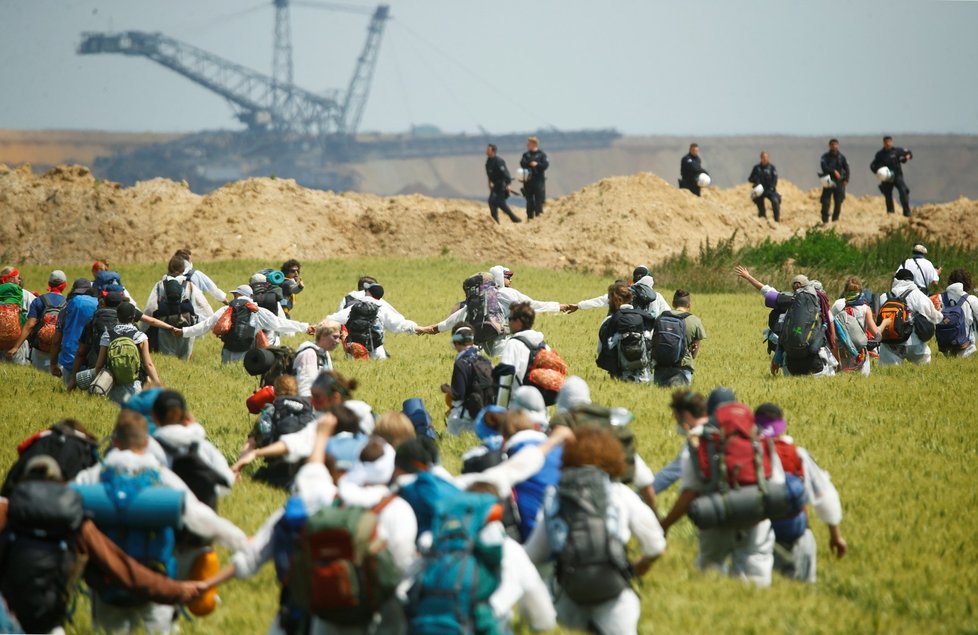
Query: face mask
676 423 687 437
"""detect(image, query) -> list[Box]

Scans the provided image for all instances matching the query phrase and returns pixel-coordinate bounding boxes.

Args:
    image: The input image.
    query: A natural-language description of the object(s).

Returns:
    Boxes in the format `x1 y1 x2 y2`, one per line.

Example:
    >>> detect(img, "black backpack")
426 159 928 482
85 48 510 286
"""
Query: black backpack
462 273 504 345
252 282 284 314
154 436 230 510
651 311 691 367
154 278 197 328
85 307 119 368
269 396 317 443
0 481 84 634
780 292 824 360
613 308 652 372
222 298 257 353
629 283 657 315
347 301 383 350
2 423 100 497
462 352 496 418
549 466 631 605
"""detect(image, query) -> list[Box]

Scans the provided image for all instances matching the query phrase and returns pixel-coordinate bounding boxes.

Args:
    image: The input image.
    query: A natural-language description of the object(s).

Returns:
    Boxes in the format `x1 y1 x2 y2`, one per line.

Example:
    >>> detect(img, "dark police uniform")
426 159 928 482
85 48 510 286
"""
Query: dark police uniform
819 150 851 222
870 146 913 217
679 152 706 196
520 148 549 220
749 162 781 222
485 154 521 223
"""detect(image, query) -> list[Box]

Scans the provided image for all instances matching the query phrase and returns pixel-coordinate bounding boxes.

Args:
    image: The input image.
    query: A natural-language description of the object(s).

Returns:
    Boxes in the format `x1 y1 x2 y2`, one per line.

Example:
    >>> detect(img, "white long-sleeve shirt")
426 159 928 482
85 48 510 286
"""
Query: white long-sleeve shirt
337 290 406 321
326 296 417 335
577 276 672 316
143 275 215 322
497 329 546 387
523 480 666 563
896 256 940 290
436 268 561 334
184 262 227 303
293 342 333 397
880 279 943 354
179 302 308 341
73 449 247 551
796 444 843 527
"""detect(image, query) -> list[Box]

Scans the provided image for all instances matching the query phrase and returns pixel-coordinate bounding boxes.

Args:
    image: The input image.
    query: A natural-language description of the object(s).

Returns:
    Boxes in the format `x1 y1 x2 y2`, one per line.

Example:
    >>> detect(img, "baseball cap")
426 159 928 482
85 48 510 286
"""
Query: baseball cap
103 291 125 308
69 278 92 296
232 284 253 298
49 270 67 285
912 243 927 255
707 387 736 415
364 283 385 300
791 275 810 288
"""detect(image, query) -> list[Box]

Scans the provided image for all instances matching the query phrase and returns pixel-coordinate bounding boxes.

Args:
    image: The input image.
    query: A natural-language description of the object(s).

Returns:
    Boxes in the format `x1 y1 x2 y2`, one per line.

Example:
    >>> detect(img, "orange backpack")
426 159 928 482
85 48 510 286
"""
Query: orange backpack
877 290 914 343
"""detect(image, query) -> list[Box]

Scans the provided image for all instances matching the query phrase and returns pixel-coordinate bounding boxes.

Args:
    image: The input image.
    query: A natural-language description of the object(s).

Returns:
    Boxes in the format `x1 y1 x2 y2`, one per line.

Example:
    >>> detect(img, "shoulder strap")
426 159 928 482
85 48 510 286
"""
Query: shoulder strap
371 493 398 515
40 294 52 311
899 289 913 301
511 335 541 351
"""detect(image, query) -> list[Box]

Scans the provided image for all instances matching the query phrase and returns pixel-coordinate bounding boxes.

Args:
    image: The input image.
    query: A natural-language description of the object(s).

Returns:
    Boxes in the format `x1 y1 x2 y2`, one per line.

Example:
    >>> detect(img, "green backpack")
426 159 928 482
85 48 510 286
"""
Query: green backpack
107 334 141 384
287 497 401 626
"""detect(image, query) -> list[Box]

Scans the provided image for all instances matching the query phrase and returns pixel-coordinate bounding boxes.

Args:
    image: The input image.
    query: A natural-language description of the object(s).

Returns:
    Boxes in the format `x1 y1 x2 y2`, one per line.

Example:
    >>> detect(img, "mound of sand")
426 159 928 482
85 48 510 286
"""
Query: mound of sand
2 163 975 270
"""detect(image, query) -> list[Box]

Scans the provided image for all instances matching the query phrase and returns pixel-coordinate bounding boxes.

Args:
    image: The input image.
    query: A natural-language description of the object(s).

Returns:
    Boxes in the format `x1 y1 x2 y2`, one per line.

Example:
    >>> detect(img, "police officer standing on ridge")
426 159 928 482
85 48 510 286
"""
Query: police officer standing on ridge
819 138 850 223
870 135 914 217
520 136 549 220
679 143 707 196
485 144 522 224
749 151 781 222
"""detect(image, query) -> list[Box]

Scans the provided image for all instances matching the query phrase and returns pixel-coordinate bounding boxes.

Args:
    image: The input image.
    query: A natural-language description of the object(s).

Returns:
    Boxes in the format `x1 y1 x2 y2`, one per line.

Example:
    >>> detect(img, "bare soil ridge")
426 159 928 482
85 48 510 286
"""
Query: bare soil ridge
2 163 976 269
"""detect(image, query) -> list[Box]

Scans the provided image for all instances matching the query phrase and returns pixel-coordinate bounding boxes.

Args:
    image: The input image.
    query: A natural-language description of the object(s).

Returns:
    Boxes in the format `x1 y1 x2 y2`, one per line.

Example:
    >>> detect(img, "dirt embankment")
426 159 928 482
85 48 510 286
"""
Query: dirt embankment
1 163 975 269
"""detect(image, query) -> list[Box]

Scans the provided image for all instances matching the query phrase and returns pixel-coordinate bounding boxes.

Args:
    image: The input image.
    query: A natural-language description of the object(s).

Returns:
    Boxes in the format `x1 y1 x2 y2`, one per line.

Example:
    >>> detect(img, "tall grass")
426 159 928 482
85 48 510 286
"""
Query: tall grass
1 257 976 634
656 227 978 295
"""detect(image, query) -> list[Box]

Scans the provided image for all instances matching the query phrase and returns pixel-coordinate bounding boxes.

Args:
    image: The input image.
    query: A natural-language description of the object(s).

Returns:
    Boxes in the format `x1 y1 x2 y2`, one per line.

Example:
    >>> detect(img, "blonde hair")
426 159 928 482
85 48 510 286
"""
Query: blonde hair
374 412 416 449
316 320 342 340
113 410 149 450
274 374 298 397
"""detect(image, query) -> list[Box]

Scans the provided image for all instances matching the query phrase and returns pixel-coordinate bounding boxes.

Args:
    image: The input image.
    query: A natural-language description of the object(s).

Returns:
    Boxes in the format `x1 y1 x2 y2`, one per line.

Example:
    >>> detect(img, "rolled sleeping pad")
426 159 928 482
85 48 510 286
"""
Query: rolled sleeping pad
72 483 184 530
89 369 114 396
243 347 276 377
763 474 807 521
266 270 286 286
688 485 766 530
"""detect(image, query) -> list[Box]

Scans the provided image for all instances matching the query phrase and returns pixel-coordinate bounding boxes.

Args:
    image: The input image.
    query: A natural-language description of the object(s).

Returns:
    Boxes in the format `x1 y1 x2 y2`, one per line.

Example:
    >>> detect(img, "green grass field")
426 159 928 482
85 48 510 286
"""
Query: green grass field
1 257 976 634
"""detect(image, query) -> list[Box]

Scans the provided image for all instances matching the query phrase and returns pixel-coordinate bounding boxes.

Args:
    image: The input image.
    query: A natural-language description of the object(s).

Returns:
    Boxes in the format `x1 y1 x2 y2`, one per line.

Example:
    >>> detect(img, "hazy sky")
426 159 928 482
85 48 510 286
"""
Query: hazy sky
2 1 977 136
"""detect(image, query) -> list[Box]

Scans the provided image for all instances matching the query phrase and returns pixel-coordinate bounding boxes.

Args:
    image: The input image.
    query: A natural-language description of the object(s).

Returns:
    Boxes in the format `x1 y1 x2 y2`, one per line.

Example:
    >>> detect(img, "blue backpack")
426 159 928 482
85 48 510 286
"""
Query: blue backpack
504 436 563 542
771 474 809 543
73 466 184 606
936 293 971 352
398 471 465 536
93 271 123 295
406 490 502 635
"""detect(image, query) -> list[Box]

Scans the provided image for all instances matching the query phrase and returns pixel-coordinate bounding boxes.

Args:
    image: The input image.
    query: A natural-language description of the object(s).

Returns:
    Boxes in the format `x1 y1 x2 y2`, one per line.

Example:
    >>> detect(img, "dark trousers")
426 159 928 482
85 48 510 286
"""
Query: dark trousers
879 176 911 216
679 180 701 196
524 179 546 219
754 190 781 222
820 185 846 222
488 188 520 222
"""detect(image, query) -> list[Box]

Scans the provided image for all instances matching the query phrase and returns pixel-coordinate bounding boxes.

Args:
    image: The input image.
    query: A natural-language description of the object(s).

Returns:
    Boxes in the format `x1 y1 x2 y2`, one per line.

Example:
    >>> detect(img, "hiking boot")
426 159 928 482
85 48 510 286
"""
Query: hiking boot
510 217 523 223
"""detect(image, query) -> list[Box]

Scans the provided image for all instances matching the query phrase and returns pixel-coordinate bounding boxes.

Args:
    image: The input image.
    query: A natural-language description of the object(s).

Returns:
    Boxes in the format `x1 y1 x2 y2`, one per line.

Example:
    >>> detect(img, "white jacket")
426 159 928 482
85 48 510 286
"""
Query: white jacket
577 276 672 316
436 268 560 333
180 303 308 341
498 329 547 387
326 296 417 335
293 341 333 397
143 275 214 321
881 279 942 352
73 449 246 551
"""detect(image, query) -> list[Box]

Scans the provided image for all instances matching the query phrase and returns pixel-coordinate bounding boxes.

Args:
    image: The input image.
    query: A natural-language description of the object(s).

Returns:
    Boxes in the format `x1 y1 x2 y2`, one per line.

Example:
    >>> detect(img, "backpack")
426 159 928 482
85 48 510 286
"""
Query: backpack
693 403 772 492
765 306 787 354
504 435 564 542
269 396 317 442
251 281 284 314
780 292 824 360
397 472 465 536
629 283 657 315
610 307 652 373
463 273 505 345
462 351 496 419
29 295 65 353
770 441 808 544
154 278 197 328
245 345 297 388
285 497 401 626
0 303 19 351
935 292 971 351
93 271 122 295
85 307 119 368
834 306 868 350
106 330 141 384
346 301 383 351
545 466 631 605
222 298 257 353
510 335 568 406
2 422 100 497
154 437 230 511
549 404 637 484
0 481 84 634
73 466 184 606
877 290 914 343
651 311 691 367
406 490 503 635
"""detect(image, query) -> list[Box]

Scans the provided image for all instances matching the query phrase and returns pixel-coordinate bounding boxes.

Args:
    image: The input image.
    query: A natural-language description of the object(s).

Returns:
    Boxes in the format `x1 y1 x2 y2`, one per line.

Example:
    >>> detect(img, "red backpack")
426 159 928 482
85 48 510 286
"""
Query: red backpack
773 439 804 478
694 403 772 490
